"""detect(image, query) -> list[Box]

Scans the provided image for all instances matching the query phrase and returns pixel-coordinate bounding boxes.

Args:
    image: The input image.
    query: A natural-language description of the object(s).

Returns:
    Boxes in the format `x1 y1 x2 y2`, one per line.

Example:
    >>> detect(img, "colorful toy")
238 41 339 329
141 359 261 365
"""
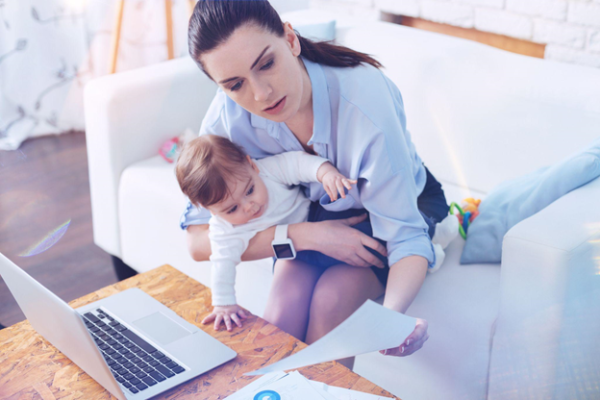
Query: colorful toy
449 197 481 239
159 128 196 163
159 137 180 163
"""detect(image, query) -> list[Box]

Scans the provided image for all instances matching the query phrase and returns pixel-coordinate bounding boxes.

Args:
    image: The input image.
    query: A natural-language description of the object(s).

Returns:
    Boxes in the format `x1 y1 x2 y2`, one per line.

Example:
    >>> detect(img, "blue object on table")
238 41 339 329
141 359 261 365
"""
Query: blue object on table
254 390 281 400
461 138 600 264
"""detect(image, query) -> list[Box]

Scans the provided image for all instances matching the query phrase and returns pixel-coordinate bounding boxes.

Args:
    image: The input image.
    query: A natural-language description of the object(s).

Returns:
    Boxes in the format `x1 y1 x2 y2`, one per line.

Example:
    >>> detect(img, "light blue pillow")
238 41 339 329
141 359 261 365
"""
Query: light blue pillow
461 138 600 264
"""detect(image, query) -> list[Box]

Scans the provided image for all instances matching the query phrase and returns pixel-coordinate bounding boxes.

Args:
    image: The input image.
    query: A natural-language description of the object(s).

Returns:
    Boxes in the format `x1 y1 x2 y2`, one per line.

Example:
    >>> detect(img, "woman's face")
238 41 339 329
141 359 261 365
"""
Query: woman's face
200 22 307 123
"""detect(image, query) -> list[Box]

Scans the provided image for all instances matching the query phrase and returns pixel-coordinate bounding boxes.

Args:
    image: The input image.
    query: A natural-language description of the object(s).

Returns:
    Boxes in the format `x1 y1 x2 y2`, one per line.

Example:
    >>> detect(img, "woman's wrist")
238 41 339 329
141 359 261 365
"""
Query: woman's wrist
288 221 317 252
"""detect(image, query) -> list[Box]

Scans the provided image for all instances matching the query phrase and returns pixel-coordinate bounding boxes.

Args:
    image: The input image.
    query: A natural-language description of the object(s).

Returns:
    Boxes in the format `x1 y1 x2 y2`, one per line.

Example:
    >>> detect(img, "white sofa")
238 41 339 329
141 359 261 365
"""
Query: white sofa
84 13 600 400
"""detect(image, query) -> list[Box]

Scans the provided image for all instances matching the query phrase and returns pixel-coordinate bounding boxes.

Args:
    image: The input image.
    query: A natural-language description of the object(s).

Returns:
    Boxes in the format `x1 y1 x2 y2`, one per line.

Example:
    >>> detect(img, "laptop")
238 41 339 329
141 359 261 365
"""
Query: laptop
0 252 237 399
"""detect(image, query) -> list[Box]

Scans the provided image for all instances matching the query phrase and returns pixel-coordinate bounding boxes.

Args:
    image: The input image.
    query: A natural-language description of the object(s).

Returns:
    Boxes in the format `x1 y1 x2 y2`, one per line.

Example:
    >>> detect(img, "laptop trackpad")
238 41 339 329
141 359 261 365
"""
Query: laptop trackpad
132 312 192 345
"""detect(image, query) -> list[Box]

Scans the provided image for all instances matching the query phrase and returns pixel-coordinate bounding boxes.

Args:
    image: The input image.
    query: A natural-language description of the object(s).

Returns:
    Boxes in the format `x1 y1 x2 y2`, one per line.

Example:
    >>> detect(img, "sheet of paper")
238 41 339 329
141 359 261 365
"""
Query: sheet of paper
246 300 416 375
226 370 395 400
225 372 287 400
226 371 330 400
309 381 395 400
305 379 340 400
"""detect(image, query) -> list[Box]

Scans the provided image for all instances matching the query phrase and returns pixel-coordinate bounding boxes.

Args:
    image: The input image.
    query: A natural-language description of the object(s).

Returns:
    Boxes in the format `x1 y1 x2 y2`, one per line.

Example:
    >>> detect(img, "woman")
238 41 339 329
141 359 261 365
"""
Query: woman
182 0 448 367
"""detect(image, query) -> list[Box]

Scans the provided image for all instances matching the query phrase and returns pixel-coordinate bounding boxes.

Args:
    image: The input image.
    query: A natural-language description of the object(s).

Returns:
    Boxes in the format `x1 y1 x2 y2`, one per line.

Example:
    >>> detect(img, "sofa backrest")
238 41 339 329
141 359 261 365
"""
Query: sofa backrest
337 21 600 194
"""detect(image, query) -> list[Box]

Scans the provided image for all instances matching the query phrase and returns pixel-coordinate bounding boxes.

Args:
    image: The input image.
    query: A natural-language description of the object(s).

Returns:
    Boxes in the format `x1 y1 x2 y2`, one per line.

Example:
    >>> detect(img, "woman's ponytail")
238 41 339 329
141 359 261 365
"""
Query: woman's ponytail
296 34 382 69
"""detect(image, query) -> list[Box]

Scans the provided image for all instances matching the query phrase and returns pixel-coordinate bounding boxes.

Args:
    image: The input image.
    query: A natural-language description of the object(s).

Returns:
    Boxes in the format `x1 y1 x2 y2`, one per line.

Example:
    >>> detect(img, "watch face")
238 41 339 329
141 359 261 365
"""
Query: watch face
273 244 294 259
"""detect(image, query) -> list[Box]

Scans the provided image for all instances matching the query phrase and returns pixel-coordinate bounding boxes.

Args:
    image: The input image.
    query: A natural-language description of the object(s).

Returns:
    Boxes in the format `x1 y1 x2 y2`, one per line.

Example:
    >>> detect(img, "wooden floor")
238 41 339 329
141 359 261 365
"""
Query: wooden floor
0 132 118 328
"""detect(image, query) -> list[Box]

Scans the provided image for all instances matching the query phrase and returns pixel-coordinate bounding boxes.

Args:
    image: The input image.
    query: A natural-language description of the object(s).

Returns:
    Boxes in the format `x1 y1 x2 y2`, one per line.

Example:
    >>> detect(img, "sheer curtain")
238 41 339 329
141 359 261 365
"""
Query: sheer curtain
0 0 191 150
0 0 308 151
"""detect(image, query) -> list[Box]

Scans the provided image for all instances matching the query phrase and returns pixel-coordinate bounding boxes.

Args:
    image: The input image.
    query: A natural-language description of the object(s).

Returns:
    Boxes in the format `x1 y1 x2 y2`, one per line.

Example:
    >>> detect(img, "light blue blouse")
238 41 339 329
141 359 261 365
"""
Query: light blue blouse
180 57 434 267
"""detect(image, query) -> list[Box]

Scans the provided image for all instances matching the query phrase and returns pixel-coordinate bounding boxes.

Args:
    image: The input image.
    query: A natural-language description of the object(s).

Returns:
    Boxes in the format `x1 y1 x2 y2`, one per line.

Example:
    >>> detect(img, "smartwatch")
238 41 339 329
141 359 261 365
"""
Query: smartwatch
271 224 296 260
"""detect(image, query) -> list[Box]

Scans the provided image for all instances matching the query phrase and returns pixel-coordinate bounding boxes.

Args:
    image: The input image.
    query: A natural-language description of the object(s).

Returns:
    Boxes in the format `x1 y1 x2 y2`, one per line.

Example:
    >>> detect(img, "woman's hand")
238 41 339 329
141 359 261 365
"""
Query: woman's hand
303 214 388 269
201 304 248 332
380 318 429 357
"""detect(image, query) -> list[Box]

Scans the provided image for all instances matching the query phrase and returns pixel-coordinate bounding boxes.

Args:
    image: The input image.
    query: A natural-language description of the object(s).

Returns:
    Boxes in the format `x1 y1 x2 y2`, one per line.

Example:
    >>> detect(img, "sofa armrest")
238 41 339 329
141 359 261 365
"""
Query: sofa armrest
84 57 217 257
488 176 600 399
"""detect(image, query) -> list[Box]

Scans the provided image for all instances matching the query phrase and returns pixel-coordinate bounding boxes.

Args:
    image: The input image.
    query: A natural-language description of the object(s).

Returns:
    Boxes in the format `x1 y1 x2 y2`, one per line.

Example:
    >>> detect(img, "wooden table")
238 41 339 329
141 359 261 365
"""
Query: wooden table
0 265 398 399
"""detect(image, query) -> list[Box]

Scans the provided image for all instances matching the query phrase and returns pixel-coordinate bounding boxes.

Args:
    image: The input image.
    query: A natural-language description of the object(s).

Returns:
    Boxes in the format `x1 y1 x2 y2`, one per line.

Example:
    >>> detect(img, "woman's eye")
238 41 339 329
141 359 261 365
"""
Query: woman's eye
260 60 274 70
247 185 254 195
227 205 238 214
229 60 272 92
230 81 242 92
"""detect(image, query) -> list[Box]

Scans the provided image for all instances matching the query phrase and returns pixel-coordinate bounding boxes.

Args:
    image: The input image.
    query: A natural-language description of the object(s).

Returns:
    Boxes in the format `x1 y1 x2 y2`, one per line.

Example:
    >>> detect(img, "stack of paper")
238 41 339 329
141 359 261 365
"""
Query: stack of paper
226 371 394 400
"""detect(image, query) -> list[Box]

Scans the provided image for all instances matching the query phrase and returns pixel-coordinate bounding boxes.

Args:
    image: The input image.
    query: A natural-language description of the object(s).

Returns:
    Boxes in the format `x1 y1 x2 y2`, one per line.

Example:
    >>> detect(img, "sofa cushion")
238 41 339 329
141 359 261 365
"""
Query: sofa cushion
461 138 600 264
337 21 600 195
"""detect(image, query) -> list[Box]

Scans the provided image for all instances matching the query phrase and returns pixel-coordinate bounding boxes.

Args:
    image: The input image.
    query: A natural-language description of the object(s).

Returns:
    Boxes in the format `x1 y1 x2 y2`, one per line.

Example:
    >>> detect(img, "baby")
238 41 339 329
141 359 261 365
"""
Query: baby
176 134 355 331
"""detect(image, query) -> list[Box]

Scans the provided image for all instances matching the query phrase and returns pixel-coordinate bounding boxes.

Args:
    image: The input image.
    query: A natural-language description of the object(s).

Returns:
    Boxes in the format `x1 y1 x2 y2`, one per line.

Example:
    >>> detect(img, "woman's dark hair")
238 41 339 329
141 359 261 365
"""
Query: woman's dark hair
188 0 382 78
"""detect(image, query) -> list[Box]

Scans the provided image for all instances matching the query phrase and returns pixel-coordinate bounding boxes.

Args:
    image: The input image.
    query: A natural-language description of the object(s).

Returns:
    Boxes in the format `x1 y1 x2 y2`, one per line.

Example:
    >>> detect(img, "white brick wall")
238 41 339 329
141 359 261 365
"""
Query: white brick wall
506 0 568 21
590 30 600 52
475 8 533 39
421 1 474 28
546 44 600 67
534 19 587 48
308 0 380 20
310 0 600 68
461 0 504 9
568 1 600 28
375 0 419 18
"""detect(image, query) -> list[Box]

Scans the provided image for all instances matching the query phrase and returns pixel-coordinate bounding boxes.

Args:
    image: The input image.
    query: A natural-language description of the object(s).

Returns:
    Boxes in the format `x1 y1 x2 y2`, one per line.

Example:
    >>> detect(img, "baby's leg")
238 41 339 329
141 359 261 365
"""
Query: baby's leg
428 215 459 273
263 259 324 342
432 214 459 249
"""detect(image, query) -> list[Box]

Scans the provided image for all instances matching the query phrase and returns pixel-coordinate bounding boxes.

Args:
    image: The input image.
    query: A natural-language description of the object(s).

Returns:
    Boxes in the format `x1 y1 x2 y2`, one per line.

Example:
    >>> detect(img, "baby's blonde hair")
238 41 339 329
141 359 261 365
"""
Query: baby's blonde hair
176 135 250 207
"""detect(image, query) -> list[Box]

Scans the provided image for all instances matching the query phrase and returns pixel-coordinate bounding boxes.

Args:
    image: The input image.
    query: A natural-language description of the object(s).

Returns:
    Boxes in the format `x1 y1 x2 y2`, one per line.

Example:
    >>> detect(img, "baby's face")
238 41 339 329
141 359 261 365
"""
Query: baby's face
207 158 268 225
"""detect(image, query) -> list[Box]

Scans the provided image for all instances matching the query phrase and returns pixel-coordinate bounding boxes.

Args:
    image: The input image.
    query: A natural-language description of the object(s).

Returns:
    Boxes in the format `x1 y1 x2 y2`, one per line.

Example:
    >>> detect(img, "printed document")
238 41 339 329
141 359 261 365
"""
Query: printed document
246 300 416 376
226 371 394 400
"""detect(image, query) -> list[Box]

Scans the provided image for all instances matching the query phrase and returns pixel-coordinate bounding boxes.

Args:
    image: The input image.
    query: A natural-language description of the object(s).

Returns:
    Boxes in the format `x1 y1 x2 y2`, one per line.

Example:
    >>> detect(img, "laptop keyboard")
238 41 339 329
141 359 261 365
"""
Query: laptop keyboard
83 308 186 395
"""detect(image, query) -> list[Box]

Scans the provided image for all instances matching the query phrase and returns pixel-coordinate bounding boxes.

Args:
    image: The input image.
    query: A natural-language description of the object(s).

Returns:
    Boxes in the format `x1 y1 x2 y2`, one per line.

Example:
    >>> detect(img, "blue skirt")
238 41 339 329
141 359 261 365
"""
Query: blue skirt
293 166 449 287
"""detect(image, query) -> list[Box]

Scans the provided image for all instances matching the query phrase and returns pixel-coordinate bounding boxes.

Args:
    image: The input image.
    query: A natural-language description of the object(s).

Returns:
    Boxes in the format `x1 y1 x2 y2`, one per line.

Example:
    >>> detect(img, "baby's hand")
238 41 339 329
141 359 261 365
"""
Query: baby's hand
201 304 248 332
322 170 357 201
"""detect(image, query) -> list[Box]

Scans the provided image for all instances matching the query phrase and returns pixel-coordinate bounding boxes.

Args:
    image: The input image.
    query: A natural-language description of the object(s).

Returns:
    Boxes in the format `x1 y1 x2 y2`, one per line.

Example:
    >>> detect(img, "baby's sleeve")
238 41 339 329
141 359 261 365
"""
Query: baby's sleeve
257 151 329 186
208 221 257 306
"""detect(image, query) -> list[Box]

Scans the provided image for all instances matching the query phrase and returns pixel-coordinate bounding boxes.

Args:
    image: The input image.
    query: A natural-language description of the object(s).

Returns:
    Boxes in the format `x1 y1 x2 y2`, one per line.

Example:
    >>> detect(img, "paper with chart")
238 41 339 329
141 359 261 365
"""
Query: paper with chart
225 371 329 400
310 380 395 400
246 300 416 376
225 372 288 400
225 371 394 400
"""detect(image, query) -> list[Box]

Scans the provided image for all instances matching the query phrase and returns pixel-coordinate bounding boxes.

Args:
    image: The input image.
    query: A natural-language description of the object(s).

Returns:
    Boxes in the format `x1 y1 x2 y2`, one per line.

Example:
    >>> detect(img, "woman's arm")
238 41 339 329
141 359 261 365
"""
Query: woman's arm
350 132 433 357
383 255 428 313
186 224 279 262
381 255 430 357
186 224 211 261
186 215 386 268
